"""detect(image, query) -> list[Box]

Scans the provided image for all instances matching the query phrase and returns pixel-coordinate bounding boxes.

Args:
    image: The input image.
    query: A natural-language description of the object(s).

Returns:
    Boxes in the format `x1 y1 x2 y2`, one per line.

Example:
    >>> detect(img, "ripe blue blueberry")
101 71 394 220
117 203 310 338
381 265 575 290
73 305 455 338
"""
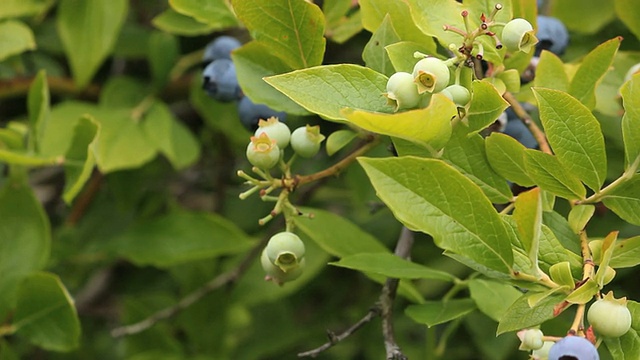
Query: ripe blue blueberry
548 336 599 360
203 35 242 62
535 16 569 56
202 59 242 102
237 96 287 132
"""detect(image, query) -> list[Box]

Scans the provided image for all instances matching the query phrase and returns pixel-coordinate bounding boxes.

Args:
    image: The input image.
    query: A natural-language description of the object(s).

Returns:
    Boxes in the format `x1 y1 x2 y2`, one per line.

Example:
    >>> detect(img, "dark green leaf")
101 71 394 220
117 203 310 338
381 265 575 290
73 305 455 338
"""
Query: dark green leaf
330 253 455 281
13 272 80 351
62 115 98 204
469 279 523 322
57 0 128 88
615 0 640 42
362 14 400 77
405 299 476 327
0 180 50 318
152 9 218 36
115 210 253 267
293 207 389 257
620 73 640 169
359 157 514 273
551 0 615 34
497 293 565 335
148 32 179 89
0 20 36 61
27 70 49 153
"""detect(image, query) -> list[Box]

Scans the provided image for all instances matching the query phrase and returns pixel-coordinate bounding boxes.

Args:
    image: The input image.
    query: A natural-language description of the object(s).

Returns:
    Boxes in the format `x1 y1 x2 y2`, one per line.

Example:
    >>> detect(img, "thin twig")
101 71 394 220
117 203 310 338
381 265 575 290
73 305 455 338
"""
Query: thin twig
502 92 552 154
298 227 415 359
110 235 268 338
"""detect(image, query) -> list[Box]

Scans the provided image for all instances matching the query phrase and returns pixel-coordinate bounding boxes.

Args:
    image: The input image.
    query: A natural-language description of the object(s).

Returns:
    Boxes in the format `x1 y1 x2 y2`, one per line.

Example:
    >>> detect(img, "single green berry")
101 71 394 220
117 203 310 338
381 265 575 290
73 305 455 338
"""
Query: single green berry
502 18 539 53
412 57 451 94
261 247 305 285
531 341 554 360
290 125 325 158
587 291 632 338
246 133 280 170
440 84 471 106
265 231 306 271
385 72 421 111
518 329 544 351
255 117 291 149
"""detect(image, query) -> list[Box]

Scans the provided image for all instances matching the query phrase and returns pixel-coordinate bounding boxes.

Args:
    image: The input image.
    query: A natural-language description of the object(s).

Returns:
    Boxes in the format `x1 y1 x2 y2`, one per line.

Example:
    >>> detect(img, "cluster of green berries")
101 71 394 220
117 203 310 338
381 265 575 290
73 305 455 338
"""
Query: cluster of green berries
517 292 632 359
245 117 325 170
260 231 306 285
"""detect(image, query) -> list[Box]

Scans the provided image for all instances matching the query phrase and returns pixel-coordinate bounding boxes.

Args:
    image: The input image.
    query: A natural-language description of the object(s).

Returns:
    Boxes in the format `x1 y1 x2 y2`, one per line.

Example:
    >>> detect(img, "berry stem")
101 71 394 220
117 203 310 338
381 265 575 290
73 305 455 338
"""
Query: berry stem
569 303 586 335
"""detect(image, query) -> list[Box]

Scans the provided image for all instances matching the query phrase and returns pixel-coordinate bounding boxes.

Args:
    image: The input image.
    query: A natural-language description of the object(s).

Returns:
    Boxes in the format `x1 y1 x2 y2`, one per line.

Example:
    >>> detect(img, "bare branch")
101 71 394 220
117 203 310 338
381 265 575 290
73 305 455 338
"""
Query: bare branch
110 237 267 338
502 92 552 155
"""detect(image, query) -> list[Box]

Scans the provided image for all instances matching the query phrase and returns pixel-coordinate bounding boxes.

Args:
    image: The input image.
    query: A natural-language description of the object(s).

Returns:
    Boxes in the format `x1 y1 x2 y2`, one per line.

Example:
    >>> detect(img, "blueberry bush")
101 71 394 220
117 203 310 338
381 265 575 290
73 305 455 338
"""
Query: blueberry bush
1 0 640 359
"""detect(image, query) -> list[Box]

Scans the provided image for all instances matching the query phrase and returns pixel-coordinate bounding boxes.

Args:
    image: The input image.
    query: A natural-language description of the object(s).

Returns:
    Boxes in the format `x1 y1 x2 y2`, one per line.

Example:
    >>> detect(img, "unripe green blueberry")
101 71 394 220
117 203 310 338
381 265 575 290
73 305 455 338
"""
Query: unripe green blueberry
502 18 538 53
412 57 451 94
290 125 325 158
531 341 554 360
518 328 544 351
265 231 306 271
587 291 632 338
255 117 291 149
385 72 421 111
246 133 280 170
261 247 305 285
440 84 471 106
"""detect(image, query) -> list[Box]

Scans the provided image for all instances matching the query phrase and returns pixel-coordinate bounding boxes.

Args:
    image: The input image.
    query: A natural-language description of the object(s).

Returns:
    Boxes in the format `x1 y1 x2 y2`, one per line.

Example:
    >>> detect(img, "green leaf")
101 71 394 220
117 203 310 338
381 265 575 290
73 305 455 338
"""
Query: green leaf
620 73 640 169
551 0 615 34
169 0 237 29
497 293 565 335
358 157 514 273
152 9 218 36
0 150 61 167
442 125 512 204
513 188 542 271
13 272 80 351
265 64 394 121
330 253 455 281
141 101 200 170
360 0 438 47
485 132 535 187
115 210 253 267
0 20 36 61
325 129 357 156
385 41 444 73
524 151 586 201
534 50 569 92
468 279 523 322
41 101 96 157
0 0 54 19
343 94 455 150
57 0 128 88
100 77 148 109
467 80 510 133
604 329 640 360
567 205 595 234
601 236 640 268
594 231 618 287
615 0 640 42
542 210 581 255
62 115 98 204
293 207 389 257
549 262 576 288
232 0 325 69
362 15 400 77
232 41 309 115
565 278 599 304
405 299 476 327
0 180 50 319
533 88 607 191
602 174 640 225
148 32 179 90
27 70 50 153
93 109 157 173
568 37 621 110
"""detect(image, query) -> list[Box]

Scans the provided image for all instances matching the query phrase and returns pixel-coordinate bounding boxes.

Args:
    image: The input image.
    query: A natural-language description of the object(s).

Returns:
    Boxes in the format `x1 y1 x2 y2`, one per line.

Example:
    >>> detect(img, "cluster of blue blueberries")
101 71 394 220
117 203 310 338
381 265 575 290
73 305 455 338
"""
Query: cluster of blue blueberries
501 13 569 149
202 36 286 131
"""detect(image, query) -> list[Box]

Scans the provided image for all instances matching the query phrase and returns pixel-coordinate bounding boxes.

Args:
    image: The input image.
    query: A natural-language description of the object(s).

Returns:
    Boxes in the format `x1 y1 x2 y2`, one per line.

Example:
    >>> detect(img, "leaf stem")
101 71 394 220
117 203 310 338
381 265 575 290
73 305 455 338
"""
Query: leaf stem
578 154 640 204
